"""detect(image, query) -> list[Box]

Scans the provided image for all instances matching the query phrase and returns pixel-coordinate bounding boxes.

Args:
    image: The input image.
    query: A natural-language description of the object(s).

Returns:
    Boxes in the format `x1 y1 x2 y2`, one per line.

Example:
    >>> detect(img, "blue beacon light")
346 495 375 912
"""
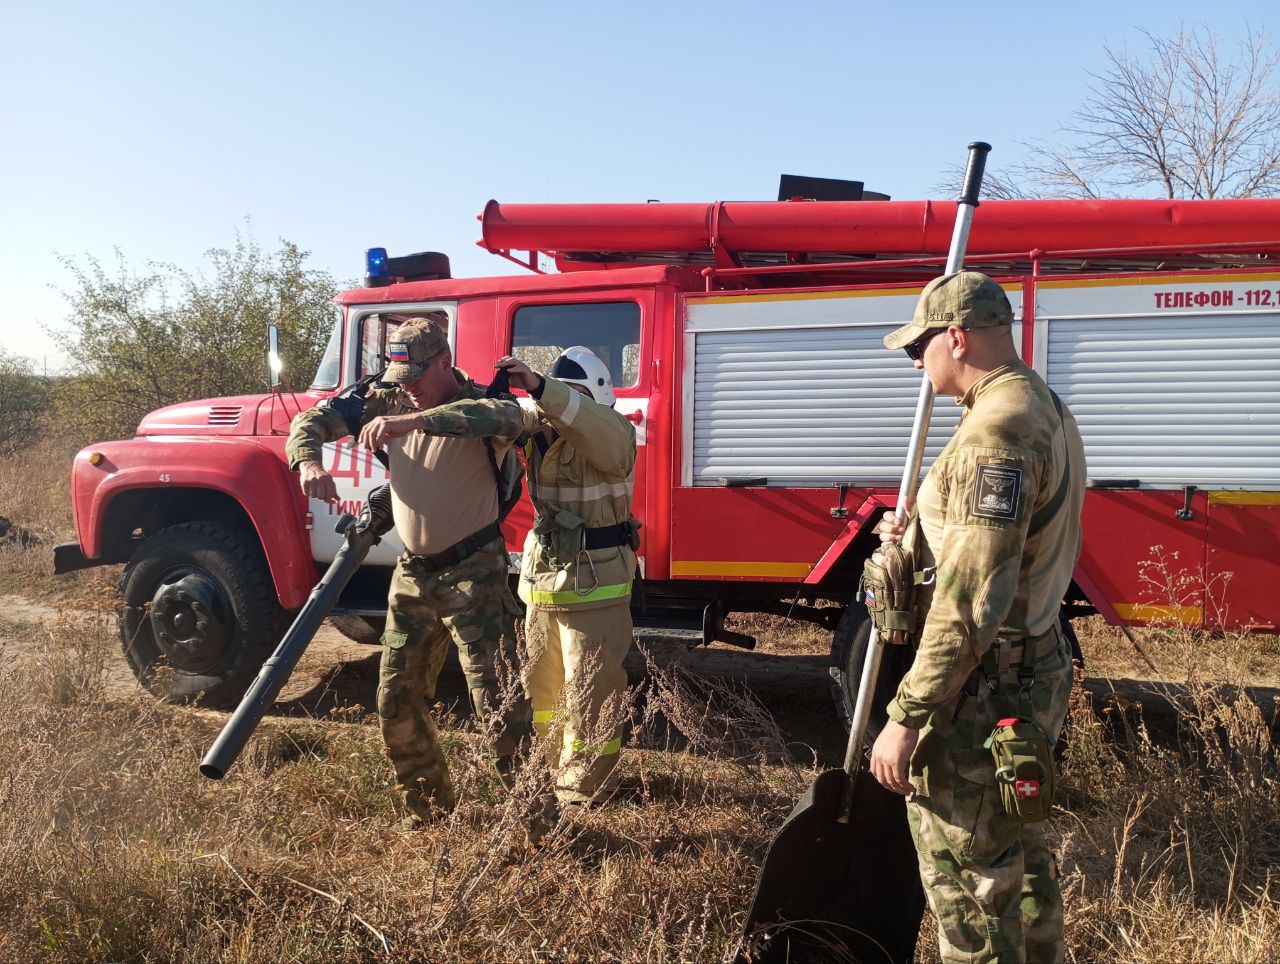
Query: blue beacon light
365 247 389 286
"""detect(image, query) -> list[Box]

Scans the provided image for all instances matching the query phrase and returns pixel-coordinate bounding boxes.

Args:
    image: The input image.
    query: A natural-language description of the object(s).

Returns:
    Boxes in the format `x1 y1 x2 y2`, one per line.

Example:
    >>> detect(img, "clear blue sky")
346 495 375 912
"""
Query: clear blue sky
1 0 1271 371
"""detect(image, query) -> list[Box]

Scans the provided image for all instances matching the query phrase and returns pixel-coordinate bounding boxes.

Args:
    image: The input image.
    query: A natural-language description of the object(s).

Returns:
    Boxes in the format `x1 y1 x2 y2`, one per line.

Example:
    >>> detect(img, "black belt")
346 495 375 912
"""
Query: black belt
408 521 503 572
979 624 1060 677
532 518 634 557
583 521 634 550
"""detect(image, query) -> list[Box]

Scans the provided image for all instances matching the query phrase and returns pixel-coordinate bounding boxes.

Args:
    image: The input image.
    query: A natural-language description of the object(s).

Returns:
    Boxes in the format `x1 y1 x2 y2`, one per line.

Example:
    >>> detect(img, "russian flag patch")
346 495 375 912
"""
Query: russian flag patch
389 343 411 362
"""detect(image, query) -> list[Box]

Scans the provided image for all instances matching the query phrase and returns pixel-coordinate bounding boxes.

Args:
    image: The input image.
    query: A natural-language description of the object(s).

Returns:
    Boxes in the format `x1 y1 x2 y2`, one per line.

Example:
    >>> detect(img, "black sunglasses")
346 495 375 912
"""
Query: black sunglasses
904 326 968 361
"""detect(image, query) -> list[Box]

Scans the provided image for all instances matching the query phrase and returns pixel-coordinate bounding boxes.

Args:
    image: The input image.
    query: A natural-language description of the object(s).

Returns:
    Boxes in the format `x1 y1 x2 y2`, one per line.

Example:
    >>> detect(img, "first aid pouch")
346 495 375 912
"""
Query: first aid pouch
983 716 1057 823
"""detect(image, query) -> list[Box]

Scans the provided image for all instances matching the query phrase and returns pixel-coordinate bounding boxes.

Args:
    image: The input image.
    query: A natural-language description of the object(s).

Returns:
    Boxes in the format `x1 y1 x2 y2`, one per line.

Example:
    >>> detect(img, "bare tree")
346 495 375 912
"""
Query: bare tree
937 24 1280 200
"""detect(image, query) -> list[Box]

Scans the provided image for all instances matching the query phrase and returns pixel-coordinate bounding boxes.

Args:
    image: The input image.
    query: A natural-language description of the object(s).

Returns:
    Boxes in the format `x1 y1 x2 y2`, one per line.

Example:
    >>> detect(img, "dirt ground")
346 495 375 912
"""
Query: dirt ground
0 594 849 765
5 594 1274 772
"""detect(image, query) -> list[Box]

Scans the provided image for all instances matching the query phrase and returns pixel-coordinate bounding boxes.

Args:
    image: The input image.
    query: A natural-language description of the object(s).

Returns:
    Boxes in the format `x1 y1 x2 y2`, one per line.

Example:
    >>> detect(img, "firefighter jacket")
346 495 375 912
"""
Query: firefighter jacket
886 360 1087 729
518 375 639 612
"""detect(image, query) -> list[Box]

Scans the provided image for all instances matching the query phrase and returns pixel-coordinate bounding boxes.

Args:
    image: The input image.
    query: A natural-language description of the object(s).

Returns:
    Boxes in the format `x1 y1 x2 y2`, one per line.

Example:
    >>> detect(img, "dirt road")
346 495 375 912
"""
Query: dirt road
0 594 848 759
4 595 1275 767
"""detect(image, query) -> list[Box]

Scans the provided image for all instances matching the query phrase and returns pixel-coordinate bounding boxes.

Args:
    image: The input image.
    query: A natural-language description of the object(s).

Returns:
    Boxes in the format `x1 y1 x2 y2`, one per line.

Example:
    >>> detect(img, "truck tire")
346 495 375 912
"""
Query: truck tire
329 614 386 645
831 606 1085 742
1054 613 1085 762
828 603 914 742
119 522 281 708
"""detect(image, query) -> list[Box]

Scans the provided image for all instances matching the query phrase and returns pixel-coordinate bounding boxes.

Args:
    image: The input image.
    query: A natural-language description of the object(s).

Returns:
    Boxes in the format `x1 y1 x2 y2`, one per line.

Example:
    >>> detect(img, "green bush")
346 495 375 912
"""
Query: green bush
0 354 52 456
54 230 338 443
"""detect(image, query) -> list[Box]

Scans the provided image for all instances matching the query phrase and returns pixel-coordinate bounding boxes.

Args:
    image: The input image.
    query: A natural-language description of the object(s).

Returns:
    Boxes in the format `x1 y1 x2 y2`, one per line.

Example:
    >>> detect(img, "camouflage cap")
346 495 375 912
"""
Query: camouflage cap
384 314 449 383
883 271 1014 350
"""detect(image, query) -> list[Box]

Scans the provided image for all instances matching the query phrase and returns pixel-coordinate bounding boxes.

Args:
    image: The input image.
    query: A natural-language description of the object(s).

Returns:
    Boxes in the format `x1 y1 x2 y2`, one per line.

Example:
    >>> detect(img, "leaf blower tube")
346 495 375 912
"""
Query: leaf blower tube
199 484 395 779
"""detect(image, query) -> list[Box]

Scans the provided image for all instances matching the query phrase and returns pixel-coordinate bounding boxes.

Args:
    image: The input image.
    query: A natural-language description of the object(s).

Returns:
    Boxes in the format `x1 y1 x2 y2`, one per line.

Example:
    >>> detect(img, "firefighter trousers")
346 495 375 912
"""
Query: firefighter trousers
523 600 634 804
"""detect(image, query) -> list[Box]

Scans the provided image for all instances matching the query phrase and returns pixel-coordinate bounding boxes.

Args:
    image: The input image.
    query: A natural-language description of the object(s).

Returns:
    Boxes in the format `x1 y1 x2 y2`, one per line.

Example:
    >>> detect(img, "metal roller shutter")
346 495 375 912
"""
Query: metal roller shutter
691 327 963 486
1045 313 1280 487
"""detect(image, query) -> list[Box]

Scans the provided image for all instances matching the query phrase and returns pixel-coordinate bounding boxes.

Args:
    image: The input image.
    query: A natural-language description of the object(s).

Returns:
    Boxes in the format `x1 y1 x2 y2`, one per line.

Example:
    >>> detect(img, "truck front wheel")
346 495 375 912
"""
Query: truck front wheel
828 603 915 744
119 522 281 708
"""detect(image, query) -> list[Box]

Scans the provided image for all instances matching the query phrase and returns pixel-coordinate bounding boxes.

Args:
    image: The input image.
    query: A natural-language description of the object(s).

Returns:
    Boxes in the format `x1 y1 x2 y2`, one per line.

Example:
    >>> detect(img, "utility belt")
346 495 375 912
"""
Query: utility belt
976 623 1061 682
976 625 1062 823
581 520 635 550
534 516 635 558
404 521 503 573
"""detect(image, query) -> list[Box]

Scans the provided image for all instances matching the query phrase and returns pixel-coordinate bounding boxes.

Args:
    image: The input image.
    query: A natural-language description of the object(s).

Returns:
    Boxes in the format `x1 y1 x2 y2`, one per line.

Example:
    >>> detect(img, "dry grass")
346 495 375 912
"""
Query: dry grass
2 442 1278 960
725 608 835 656
0 436 76 541
1055 664 1280 961
1 593 1277 962
0 604 811 962
0 436 117 600
1048 550 1280 962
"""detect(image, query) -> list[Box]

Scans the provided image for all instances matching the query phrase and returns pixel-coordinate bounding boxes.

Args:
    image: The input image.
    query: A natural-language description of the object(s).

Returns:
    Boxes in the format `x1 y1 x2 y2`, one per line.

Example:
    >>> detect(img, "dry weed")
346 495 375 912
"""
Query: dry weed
0 436 77 542
2 541 1277 960
1052 550 1280 963
0 436 118 599
0 615 805 962
726 608 835 657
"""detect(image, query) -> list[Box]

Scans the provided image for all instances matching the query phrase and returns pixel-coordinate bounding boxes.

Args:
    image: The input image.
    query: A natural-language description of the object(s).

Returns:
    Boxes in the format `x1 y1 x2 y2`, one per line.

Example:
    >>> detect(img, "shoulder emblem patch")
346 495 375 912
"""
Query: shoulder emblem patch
972 463 1022 522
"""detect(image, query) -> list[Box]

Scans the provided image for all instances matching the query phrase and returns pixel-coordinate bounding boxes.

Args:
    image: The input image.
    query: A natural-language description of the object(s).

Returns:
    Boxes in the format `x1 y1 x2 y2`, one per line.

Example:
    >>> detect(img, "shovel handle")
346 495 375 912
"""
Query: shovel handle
837 141 991 823
959 142 992 208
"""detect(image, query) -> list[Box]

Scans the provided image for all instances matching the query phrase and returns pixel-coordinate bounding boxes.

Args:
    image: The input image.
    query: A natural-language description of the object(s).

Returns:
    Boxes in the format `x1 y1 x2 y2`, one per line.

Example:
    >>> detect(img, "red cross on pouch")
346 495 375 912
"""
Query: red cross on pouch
1015 779 1040 798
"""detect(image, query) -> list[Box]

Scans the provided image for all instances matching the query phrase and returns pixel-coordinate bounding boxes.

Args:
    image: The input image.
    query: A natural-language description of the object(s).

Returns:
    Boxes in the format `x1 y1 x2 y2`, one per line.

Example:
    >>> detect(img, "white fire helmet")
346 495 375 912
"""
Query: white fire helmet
549 346 615 406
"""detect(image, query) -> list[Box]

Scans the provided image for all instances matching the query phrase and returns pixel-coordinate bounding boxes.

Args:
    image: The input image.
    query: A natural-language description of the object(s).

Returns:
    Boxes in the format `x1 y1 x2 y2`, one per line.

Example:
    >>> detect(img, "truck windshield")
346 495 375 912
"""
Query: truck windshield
310 310 344 389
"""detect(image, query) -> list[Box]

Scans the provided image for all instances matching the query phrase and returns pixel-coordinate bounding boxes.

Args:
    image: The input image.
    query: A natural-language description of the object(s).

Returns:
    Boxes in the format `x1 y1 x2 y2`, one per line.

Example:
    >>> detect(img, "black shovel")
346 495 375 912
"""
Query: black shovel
734 142 992 964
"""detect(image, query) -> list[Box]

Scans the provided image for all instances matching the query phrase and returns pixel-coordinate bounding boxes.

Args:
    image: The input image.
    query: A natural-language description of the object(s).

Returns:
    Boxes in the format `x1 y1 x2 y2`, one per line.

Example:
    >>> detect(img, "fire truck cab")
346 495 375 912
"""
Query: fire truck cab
58 196 1280 720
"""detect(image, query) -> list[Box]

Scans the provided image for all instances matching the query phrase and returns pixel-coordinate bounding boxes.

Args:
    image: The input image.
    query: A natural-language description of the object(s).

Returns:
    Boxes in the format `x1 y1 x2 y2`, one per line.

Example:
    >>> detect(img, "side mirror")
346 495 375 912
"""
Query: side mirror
267 324 282 389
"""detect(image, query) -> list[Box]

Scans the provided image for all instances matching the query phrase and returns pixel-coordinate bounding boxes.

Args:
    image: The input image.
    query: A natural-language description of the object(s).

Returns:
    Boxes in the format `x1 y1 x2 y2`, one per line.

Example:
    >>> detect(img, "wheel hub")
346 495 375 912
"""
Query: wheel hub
149 571 234 674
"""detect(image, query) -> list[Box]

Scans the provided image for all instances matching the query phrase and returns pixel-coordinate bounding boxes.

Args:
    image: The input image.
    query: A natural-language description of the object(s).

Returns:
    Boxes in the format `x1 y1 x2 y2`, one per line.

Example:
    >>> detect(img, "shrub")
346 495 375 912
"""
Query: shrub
52 229 338 444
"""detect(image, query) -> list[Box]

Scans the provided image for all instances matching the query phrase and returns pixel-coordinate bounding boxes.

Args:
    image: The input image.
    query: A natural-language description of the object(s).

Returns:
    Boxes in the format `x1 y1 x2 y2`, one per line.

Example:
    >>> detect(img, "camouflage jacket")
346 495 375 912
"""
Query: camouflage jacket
285 370 528 553
886 360 1086 729
284 369 525 470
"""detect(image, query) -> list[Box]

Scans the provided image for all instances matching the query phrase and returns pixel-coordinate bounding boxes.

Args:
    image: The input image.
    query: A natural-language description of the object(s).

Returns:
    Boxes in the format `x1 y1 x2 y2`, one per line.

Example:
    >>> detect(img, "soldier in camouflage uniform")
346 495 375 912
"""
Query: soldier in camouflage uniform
286 314 533 829
868 272 1087 963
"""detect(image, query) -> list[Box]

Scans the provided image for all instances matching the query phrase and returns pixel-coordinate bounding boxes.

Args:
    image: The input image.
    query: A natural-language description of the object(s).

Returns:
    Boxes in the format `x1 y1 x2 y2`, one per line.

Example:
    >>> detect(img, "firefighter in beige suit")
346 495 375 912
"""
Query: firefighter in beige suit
497 348 639 806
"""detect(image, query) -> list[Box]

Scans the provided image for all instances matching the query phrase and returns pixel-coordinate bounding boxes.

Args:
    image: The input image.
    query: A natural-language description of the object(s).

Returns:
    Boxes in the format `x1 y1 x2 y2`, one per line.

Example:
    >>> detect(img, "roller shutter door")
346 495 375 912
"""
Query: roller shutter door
691 326 963 486
1044 313 1280 487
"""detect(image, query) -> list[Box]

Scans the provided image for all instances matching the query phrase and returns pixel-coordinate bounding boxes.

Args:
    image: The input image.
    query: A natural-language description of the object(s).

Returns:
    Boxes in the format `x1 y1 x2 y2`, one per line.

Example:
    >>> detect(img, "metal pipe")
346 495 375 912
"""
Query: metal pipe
480 195 1280 258
689 238 1280 286
836 142 991 824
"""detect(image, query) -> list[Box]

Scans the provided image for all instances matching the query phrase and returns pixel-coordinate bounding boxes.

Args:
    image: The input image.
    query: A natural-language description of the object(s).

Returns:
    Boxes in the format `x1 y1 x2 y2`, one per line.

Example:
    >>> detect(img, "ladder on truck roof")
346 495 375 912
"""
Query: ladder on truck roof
477 198 1280 290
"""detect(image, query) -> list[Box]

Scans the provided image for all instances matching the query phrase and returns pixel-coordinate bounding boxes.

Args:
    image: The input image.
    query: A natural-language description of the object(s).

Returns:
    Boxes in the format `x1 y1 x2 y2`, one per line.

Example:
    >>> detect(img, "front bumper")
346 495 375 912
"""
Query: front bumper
52 542 98 574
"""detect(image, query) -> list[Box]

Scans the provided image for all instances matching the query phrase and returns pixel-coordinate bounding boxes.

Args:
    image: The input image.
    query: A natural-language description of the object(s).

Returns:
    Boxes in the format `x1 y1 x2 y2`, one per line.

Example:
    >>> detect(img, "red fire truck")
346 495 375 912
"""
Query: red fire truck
56 196 1280 719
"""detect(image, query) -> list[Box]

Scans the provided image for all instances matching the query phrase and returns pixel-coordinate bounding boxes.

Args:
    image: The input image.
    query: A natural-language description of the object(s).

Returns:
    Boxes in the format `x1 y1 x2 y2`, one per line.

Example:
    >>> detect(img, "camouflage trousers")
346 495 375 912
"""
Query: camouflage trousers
378 538 532 821
524 601 633 804
907 623 1074 963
